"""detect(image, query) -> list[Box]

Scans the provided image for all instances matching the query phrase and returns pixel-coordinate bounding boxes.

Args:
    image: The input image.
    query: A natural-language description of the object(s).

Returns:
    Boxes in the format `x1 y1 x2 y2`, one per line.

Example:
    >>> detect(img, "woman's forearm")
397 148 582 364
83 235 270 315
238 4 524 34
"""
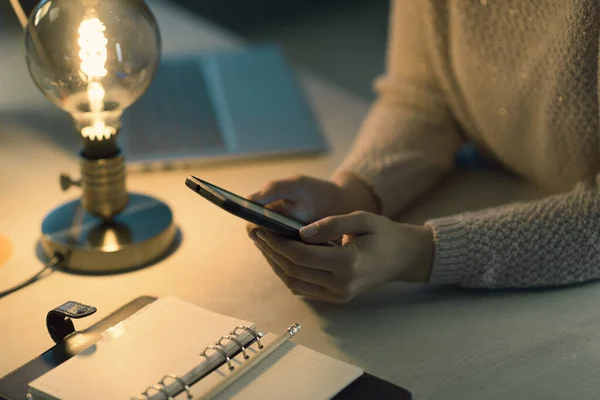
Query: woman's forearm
426 181 600 288
333 100 462 216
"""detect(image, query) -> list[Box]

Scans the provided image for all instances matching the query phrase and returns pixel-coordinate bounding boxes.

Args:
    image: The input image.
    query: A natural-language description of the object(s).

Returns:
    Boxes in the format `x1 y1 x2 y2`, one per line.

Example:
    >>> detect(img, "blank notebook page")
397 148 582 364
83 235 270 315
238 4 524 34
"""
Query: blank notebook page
28 297 253 400
186 333 363 400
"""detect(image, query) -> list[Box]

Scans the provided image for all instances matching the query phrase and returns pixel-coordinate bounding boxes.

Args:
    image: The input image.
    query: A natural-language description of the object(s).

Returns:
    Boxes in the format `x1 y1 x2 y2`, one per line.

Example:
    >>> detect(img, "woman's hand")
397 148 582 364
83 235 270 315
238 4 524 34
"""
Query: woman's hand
247 174 379 226
251 211 434 303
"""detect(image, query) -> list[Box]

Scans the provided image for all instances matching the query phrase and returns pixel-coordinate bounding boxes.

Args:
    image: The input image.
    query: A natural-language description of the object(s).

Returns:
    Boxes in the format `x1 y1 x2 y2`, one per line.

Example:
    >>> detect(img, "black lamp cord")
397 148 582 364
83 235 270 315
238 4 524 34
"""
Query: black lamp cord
0 253 64 299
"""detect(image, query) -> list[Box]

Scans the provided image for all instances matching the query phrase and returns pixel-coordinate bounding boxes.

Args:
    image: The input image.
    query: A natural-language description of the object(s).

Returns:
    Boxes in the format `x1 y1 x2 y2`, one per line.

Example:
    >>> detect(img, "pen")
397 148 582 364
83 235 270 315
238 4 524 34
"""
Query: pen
202 323 301 400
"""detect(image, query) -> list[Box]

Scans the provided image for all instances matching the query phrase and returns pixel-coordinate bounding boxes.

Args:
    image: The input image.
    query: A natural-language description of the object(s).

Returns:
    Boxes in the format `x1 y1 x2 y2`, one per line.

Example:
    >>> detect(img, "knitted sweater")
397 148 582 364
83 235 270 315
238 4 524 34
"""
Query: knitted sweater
336 0 600 288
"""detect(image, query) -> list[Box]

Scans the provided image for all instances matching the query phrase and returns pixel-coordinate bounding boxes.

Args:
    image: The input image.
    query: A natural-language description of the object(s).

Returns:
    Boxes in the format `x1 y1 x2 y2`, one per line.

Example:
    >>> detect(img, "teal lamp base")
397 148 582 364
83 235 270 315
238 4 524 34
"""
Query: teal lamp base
40 193 176 273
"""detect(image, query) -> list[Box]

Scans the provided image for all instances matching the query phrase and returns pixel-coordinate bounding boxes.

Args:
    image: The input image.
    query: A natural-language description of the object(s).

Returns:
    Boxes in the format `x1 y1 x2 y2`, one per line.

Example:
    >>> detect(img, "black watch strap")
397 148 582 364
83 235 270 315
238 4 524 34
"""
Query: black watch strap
46 301 97 343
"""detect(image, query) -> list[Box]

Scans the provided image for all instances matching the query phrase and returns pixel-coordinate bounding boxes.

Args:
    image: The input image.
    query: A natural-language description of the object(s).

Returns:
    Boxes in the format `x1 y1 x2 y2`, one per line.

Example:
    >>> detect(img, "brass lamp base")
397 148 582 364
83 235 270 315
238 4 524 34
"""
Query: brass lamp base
40 193 176 273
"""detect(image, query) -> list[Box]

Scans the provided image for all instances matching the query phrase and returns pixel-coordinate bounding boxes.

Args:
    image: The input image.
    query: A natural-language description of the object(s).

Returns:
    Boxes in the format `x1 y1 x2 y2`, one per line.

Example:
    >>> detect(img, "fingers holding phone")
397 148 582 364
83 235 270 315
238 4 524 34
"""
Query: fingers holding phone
246 175 351 232
245 199 294 237
245 174 380 239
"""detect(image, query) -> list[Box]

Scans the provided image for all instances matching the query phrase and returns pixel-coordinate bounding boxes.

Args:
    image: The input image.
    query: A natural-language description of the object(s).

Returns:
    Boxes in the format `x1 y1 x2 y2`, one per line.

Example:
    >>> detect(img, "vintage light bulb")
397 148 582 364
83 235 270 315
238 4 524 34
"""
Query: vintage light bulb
25 0 160 160
22 0 176 273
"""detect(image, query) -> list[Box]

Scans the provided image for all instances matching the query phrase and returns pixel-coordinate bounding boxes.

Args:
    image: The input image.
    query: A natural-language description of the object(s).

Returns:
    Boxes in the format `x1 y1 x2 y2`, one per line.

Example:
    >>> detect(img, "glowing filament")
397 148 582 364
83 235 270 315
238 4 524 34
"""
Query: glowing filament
78 18 108 78
78 18 113 140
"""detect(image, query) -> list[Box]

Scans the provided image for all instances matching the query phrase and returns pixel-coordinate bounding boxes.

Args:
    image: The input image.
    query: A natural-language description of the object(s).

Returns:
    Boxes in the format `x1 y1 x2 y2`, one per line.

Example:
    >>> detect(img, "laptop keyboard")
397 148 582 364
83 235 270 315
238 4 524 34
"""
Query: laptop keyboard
120 58 226 161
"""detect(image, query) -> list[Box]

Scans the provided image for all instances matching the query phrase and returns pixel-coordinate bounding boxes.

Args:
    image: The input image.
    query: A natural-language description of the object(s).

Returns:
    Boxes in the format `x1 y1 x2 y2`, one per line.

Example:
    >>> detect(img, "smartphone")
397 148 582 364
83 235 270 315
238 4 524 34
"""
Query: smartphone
185 175 306 241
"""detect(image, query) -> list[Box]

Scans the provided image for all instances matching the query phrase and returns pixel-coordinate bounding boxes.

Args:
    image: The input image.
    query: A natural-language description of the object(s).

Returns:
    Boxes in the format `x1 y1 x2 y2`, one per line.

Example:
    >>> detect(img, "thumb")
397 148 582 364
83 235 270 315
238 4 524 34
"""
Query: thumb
300 211 376 243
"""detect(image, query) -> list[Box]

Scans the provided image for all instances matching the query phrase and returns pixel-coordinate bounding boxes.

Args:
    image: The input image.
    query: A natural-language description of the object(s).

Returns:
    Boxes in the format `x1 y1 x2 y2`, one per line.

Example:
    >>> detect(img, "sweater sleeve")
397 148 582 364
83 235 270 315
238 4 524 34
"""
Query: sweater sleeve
426 180 600 288
333 0 463 216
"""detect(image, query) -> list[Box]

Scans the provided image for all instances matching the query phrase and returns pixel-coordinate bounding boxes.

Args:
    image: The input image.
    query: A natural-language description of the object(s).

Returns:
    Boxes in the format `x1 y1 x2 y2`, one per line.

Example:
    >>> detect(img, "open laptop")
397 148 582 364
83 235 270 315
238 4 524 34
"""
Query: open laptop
118 45 327 170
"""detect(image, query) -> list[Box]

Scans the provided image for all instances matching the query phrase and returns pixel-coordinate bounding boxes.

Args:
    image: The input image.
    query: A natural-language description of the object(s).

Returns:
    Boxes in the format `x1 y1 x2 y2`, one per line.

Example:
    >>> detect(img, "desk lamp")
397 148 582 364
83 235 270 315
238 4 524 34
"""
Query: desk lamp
23 0 176 272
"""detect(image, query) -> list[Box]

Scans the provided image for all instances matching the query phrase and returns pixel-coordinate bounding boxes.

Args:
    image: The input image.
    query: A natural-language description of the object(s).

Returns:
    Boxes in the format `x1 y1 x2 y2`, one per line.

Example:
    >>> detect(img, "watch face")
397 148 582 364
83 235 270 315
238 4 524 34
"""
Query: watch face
0 235 12 269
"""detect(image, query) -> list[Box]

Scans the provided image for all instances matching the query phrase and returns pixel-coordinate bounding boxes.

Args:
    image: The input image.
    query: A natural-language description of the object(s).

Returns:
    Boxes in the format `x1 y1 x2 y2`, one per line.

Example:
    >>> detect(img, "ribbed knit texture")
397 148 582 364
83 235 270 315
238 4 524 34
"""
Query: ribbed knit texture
335 0 600 288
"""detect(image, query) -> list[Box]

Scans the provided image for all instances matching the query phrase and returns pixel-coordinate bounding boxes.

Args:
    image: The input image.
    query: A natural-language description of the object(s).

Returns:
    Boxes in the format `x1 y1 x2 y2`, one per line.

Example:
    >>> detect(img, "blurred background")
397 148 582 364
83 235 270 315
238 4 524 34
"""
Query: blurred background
1 0 389 101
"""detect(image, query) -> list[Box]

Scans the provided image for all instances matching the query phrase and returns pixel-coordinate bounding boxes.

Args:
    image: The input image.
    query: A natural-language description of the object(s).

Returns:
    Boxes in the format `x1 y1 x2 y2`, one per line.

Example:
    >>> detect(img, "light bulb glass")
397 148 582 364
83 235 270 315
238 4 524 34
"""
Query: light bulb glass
25 0 160 144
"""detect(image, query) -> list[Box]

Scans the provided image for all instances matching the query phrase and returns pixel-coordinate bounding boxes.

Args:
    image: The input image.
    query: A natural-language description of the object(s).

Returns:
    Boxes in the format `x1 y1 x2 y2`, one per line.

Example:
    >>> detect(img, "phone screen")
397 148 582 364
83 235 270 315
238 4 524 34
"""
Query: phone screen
205 182 305 229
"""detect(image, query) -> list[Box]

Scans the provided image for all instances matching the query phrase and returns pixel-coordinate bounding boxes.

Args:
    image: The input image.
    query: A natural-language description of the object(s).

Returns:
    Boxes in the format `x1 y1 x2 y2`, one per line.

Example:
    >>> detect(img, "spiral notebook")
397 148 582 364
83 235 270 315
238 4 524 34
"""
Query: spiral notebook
26 297 362 400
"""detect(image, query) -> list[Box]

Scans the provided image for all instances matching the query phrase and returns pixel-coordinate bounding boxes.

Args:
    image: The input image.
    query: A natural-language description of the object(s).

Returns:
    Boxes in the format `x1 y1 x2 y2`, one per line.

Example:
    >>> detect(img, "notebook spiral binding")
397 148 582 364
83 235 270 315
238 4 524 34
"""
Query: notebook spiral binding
132 325 263 400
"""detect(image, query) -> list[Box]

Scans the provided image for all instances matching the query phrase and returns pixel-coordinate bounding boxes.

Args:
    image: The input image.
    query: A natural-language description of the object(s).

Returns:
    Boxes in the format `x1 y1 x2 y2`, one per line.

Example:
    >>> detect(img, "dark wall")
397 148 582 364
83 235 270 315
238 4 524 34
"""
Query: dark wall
13 1 374 32
170 0 375 33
